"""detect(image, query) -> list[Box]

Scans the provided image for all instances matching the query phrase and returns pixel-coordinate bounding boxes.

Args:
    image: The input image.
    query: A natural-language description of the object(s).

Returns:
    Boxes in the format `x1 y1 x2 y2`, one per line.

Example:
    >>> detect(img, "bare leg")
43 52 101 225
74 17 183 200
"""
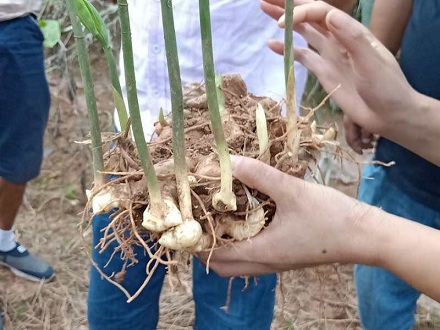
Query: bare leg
0 177 54 280
0 177 25 230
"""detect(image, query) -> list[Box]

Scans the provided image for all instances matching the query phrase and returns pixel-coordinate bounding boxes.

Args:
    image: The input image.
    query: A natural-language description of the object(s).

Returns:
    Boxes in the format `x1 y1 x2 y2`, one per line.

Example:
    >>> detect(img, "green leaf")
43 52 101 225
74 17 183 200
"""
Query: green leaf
74 0 109 46
111 86 129 130
38 19 61 48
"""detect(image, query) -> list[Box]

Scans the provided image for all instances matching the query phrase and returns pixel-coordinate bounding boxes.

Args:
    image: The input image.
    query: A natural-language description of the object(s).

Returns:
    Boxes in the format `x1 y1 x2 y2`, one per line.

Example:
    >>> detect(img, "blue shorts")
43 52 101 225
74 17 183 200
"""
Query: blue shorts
0 16 50 184
88 213 277 330
355 164 440 330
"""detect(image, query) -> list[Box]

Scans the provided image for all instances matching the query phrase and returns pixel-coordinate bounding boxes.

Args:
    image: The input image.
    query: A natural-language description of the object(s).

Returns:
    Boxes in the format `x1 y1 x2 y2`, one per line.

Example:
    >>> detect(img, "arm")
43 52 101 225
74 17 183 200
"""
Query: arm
370 0 413 54
266 1 440 165
203 156 440 302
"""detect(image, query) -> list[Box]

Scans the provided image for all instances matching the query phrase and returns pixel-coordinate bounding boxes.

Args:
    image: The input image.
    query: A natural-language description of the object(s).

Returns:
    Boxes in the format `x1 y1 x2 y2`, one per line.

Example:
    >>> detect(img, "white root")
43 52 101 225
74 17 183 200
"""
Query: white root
212 191 237 212
158 219 203 250
323 127 336 141
142 198 183 232
256 103 270 164
188 233 213 253
216 207 265 241
217 186 265 240
86 188 122 214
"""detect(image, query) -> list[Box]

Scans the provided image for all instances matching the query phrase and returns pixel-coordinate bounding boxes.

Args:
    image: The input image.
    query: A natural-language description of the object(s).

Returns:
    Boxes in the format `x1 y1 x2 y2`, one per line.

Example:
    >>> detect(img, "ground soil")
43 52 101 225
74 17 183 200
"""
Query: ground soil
1 52 439 330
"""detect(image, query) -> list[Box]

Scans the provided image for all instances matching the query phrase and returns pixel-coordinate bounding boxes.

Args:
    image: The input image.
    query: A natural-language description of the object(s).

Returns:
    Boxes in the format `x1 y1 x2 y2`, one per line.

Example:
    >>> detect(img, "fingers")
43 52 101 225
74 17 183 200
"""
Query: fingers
280 1 336 29
294 23 326 53
231 156 293 202
344 116 375 154
261 0 284 20
261 0 285 9
360 129 375 149
325 9 388 74
268 39 284 55
208 259 275 277
293 46 325 78
344 116 363 154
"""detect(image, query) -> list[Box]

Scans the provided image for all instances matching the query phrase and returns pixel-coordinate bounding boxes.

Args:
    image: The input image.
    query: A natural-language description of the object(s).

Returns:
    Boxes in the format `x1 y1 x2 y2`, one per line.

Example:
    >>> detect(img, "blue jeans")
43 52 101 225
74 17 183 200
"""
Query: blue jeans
88 213 277 330
355 164 440 330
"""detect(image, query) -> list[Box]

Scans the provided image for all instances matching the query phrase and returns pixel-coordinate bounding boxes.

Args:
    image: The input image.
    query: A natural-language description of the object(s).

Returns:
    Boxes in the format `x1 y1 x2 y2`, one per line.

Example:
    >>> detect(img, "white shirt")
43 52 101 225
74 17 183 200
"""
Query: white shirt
117 0 308 138
0 0 42 21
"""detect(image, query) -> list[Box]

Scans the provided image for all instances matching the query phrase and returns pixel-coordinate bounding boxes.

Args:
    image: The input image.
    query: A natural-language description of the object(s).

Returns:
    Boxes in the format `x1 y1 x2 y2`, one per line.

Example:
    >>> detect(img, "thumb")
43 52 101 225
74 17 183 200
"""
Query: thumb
231 155 292 201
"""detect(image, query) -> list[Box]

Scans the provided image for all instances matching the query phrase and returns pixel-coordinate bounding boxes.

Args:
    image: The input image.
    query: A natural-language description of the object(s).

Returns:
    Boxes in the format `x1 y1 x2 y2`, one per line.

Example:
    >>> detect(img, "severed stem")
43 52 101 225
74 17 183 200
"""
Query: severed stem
117 0 166 216
199 0 236 212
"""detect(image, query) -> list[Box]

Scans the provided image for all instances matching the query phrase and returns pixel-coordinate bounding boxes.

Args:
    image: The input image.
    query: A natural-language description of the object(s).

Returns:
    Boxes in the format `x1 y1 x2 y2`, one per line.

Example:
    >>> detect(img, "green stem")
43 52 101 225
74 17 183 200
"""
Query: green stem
215 73 225 117
199 0 235 211
117 0 163 209
66 0 105 187
284 0 294 89
160 0 193 220
286 67 298 159
284 0 298 156
104 46 128 130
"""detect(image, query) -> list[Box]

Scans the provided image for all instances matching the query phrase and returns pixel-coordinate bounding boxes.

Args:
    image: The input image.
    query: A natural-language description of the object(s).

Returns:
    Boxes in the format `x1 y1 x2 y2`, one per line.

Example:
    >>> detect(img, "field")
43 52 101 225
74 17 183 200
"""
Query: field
1 30 440 330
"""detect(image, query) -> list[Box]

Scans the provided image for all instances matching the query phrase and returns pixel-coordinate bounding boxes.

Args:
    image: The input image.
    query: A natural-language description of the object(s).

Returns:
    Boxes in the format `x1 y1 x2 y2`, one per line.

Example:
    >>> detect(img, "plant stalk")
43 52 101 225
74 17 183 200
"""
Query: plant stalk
160 0 193 221
284 0 294 89
286 67 299 158
117 0 164 210
199 0 236 211
66 0 105 187
284 0 298 157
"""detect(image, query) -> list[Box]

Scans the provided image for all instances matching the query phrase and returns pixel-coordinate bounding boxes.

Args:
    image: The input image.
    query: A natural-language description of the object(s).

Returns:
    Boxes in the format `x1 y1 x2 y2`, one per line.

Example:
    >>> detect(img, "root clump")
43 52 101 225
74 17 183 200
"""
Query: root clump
85 74 335 300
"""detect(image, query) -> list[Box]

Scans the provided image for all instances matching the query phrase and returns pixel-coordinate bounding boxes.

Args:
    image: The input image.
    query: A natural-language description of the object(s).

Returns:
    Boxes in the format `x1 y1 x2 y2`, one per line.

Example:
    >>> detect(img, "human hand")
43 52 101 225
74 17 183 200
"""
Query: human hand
261 0 419 141
200 156 372 277
344 115 375 154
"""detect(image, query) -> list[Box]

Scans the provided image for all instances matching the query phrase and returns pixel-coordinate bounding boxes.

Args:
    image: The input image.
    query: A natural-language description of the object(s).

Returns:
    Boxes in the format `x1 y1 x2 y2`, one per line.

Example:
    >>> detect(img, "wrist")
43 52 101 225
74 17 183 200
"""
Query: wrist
339 201 383 266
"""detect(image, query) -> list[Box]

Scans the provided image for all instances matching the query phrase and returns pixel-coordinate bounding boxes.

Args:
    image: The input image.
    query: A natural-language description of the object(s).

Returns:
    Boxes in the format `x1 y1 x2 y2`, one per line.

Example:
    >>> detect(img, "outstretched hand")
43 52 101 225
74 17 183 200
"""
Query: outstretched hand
261 0 419 141
199 156 372 277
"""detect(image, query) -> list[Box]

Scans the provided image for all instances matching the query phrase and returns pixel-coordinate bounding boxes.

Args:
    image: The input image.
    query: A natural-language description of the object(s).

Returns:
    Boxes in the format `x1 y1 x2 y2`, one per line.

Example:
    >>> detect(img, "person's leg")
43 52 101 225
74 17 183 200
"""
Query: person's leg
0 179 25 251
88 212 167 330
0 179 25 231
355 164 439 330
192 258 277 330
0 16 53 281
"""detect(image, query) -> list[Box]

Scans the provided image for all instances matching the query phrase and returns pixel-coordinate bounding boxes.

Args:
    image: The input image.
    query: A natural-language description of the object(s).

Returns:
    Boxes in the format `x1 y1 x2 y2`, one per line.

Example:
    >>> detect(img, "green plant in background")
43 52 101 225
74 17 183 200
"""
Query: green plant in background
66 0 105 188
74 0 128 129
38 19 61 48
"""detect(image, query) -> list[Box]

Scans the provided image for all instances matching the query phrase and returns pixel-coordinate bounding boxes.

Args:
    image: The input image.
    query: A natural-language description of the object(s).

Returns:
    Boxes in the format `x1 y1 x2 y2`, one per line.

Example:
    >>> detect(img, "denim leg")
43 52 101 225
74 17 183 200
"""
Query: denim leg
88 212 167 330
192 258 277 330
355 164 440 330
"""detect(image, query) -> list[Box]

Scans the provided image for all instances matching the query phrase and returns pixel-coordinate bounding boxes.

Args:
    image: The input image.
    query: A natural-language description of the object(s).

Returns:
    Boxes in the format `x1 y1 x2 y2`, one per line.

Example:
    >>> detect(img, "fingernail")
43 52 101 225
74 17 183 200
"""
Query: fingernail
327 9 346 30
362 138 370 144
278 14 285 27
